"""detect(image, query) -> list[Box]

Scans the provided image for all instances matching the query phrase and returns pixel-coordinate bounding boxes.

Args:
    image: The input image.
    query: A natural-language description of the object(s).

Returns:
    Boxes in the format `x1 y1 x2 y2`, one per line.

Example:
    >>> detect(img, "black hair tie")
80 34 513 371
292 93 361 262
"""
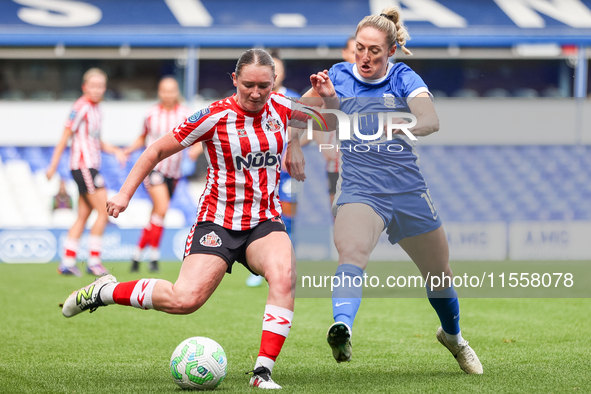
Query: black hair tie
380 13 394 22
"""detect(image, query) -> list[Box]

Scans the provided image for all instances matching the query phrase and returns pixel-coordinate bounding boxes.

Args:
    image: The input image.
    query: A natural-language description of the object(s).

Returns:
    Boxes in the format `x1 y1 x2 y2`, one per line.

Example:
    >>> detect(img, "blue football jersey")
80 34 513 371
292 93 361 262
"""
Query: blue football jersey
328 61 431 194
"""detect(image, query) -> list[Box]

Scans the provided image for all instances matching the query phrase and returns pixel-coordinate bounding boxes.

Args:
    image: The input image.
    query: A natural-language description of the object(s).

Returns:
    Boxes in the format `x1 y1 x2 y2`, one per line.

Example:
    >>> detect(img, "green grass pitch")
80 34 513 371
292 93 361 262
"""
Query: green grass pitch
0 262 590 393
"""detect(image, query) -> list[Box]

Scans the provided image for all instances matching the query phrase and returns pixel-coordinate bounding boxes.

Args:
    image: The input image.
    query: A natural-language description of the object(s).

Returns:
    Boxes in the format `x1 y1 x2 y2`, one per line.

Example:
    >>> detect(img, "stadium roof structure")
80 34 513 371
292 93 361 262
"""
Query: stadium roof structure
1 0 591 48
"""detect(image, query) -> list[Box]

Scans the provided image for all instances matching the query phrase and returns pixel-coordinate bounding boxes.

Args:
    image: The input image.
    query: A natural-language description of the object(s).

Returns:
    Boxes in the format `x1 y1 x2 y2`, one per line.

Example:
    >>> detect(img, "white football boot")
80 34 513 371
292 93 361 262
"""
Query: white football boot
61 274 117 318
436 327 483 374
327 322 352 363
248 366 282 389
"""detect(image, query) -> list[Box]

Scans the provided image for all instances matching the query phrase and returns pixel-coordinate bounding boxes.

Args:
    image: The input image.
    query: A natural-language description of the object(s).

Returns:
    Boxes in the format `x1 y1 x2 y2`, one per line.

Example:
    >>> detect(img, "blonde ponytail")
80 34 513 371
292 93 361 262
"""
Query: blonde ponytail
355 6 412 55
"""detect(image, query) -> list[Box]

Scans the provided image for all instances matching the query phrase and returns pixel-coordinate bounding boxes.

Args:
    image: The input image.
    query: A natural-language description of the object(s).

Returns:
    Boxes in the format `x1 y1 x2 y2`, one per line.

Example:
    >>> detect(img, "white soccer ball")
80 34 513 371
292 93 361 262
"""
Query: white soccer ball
170 336 228 390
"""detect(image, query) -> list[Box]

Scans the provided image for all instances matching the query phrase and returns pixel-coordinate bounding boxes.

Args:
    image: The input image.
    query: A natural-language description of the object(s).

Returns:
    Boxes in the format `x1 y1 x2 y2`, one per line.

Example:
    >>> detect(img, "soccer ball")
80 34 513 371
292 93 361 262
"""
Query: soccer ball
170 337 228 390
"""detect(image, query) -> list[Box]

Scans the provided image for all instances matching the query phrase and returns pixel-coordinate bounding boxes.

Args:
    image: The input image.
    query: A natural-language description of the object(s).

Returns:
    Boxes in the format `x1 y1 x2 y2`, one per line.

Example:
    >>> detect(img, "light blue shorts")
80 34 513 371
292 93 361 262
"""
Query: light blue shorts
336 187 442 245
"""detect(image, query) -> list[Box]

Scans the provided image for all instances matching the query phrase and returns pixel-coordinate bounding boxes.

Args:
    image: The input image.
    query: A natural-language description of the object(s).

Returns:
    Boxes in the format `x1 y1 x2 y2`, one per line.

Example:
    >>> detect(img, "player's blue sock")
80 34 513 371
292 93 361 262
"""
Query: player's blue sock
426 284 460 335
332 264 363 330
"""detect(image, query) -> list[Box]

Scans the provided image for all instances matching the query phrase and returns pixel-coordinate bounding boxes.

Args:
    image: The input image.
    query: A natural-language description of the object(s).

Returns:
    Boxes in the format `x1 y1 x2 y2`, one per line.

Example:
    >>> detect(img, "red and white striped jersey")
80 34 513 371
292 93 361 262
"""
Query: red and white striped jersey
142 103 192 179
173 92 303 231
66 96 102 170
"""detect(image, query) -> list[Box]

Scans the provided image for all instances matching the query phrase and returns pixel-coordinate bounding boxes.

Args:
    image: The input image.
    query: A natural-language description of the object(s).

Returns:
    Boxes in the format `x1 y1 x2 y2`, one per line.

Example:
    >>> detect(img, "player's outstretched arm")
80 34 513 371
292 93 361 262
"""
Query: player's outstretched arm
122 134 146 156
46 127 73 180
101 141 127 167
107 132 184 217
406 92 440 137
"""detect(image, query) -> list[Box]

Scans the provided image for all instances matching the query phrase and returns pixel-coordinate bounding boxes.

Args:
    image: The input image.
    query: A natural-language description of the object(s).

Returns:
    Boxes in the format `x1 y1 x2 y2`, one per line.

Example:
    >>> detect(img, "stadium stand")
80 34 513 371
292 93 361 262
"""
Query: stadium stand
0 147 195 228
418 145 591 222
1 145 590 228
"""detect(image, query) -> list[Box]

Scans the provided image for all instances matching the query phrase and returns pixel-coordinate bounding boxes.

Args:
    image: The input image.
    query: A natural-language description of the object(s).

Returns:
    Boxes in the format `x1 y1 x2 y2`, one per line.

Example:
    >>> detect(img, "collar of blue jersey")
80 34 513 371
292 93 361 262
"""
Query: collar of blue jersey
352 62 393 85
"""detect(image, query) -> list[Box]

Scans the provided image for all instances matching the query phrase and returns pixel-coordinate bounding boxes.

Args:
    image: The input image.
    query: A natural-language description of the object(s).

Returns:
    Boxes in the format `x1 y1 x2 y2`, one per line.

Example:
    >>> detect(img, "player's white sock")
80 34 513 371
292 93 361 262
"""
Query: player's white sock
254 356 275 373
444 330 464 346
87 235 102 267
132 245 143 261
149 246 160 262
62 237 79 267
99 279 159 309
255 305 293 373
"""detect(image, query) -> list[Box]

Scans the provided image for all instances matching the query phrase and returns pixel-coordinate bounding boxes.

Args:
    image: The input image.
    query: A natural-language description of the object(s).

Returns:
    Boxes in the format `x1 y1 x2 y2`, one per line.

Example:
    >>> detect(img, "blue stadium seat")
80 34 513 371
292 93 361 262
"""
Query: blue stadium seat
0 146 21 161
5 144 591 224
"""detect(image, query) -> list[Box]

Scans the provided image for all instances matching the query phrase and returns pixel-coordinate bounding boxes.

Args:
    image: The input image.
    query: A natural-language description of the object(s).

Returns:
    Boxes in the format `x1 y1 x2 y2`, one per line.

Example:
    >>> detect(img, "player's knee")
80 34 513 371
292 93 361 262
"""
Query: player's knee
170 295 205 315
267 273 293 294
335 240 371 264
266 265 292 295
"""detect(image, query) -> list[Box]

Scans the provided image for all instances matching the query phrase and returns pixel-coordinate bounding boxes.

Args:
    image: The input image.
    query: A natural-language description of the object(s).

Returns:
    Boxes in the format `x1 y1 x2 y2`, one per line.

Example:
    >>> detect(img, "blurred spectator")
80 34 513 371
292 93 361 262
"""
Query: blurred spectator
52 180 73 210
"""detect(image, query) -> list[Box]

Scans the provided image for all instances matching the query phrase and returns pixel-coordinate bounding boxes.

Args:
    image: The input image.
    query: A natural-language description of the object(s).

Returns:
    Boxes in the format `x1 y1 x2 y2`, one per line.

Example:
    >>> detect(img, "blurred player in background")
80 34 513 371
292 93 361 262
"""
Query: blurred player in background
341 36 356 63
289 7 483 374
246 51 300 288
46 68 125 276
61 49 305 389
123 76 201 273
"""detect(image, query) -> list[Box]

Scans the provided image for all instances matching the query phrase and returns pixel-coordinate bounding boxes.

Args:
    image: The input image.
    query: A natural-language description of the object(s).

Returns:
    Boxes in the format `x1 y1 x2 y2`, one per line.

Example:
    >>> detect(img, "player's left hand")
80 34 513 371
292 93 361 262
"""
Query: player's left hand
284 141 306 181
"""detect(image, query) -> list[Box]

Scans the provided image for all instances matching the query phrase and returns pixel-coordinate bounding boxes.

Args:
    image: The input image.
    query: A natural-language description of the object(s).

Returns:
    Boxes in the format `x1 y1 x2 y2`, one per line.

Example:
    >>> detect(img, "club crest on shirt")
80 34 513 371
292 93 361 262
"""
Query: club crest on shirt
383 93 397 108
187 107 210 123
199 231 222 247
237 129 248 138
264 118 282 133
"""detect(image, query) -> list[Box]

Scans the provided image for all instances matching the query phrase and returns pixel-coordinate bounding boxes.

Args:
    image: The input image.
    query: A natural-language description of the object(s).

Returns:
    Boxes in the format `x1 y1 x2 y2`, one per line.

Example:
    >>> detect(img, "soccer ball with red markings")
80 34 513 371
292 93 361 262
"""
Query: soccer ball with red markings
170 337 228 390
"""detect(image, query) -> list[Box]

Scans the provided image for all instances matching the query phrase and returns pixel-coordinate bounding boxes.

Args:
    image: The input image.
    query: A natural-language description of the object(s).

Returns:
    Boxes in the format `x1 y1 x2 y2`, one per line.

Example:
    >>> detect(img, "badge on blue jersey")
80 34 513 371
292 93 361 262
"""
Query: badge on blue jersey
187 107 210 123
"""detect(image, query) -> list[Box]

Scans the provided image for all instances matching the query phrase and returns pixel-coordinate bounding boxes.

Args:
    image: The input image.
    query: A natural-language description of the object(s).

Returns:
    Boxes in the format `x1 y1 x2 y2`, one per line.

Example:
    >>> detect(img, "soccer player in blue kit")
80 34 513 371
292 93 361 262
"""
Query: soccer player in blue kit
287 7 483 374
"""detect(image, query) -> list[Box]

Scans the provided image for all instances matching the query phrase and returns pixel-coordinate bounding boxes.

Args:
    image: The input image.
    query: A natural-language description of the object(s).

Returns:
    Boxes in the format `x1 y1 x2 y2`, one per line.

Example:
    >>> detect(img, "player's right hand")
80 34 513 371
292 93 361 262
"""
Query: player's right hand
106 192 130 218
45 167 55 180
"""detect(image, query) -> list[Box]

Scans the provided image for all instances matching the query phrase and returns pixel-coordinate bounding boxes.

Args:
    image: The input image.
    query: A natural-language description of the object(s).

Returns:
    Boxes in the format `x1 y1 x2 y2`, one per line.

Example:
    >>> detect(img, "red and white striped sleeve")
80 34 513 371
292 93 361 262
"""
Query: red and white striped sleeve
173 105 227 147
65 99 89 133
140 114 150 137
270 93 311 128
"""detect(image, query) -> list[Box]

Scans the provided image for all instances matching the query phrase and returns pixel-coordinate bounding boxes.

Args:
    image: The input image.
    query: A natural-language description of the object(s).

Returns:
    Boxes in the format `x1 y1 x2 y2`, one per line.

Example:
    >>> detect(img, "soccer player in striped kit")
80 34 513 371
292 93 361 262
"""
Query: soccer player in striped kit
246 52 300 288
47 68 125 276
288 7 483 375
123 76 199 273
61 49 309 389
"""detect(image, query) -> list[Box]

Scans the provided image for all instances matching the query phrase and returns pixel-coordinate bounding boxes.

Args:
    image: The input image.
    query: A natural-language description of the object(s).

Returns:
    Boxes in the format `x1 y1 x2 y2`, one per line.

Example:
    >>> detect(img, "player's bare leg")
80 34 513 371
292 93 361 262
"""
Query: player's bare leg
85 188 109 236
151 254 226 314
399 227 483 374
69 194 92 239
84 188 110 275
59 194 92 276
329 203 384 362
245 231 295 389
334 203 383 271
61 253 227 317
